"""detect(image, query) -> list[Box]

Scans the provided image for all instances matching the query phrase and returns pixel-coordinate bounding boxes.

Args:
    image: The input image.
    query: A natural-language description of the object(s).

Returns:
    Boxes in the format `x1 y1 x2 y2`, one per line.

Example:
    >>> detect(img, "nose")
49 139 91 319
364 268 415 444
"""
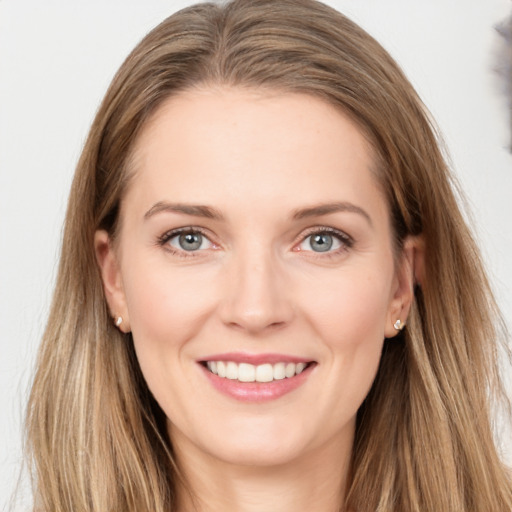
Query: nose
218 247 295 334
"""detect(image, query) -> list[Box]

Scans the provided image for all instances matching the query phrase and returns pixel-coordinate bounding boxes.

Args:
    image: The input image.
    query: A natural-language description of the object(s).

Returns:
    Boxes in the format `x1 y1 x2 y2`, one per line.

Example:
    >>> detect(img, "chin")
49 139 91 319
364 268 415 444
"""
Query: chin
170 413 317 468
209 435 308 467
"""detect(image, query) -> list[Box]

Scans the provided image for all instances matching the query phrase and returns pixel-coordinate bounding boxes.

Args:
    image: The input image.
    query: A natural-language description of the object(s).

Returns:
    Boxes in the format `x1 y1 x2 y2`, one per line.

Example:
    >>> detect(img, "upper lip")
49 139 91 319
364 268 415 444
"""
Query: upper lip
198 352 315 365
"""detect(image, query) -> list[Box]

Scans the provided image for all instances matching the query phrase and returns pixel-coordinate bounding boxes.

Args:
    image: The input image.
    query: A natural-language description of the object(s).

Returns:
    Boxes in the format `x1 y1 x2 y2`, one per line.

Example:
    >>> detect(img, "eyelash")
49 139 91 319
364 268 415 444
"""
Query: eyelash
157 227 214 258
157 226 354 258
295 226 354 258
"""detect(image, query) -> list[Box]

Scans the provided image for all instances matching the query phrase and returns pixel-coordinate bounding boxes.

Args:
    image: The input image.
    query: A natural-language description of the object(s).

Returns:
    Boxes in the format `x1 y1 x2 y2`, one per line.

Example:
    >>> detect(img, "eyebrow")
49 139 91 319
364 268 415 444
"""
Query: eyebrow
144 201 224 221
144 200 372 226
291 202 373 227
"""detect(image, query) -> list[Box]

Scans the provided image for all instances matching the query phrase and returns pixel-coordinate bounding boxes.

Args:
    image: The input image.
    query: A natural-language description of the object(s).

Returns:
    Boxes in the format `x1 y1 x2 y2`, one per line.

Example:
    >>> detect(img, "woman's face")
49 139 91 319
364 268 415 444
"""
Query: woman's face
96 87 414 467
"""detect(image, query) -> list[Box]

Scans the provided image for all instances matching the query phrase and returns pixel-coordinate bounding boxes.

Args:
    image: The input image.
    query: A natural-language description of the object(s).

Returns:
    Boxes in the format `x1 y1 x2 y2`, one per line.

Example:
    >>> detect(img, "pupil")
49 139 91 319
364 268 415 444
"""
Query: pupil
311 233 332 252
179 232 202 251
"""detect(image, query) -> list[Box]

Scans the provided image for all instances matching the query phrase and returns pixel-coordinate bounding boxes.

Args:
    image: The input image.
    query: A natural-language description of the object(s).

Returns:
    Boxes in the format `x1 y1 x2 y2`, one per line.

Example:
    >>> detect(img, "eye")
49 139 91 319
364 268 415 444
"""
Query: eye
296 228 352 254
306 233 338 252
159 228 215 253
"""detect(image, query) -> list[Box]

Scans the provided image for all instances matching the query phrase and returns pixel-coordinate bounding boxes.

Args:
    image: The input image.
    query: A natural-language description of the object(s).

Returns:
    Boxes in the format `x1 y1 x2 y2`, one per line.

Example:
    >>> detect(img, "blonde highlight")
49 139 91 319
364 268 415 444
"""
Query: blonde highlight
26 1 512 510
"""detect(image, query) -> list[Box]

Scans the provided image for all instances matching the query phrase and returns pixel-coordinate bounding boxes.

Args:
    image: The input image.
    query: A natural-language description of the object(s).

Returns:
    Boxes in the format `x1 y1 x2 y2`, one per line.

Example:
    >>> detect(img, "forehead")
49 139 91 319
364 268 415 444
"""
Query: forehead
124 87 387 219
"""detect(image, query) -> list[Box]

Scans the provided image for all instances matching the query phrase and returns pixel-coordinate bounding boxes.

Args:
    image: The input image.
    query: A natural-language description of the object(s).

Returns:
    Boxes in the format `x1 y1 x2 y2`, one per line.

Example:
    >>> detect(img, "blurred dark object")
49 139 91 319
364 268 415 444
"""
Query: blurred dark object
495 14 512 152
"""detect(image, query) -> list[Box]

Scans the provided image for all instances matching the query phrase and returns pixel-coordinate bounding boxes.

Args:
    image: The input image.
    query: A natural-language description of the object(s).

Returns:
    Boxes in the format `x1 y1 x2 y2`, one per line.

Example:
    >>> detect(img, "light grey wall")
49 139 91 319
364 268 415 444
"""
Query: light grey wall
1 1 511 509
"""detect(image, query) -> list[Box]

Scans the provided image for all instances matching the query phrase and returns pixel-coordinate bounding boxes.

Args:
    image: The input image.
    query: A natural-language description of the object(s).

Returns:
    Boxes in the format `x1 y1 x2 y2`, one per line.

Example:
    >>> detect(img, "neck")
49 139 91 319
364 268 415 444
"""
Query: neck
172 428 353 512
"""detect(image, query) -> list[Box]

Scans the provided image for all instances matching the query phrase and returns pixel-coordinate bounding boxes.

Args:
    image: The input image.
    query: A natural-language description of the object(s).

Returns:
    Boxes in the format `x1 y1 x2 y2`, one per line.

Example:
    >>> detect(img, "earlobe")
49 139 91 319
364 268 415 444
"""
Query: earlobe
385 235 424 338
94 230 131 332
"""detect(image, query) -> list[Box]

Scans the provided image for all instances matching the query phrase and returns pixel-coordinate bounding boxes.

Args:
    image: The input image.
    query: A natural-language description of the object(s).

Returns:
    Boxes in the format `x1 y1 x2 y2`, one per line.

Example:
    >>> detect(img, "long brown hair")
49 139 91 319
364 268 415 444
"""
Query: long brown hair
26 1 512 510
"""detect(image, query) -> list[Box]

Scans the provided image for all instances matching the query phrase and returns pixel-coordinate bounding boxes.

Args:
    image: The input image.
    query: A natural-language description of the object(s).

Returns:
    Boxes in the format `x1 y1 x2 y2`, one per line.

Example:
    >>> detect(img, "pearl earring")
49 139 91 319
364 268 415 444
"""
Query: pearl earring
115 316 123 327
393 319 405 331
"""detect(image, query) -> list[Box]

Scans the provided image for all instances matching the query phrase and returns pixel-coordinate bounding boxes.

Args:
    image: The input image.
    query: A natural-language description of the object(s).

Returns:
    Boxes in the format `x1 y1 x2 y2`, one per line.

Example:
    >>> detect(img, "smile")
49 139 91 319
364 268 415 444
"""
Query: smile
205 361 309 383
199 355 316 402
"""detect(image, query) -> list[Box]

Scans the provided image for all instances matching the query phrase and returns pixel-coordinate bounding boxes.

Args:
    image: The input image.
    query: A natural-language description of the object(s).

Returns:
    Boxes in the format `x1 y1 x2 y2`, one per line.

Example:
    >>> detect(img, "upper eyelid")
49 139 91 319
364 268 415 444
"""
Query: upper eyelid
295 226 353 243
293 227 354 256
157 226 216 251
159 226 212 241
157 225 353 250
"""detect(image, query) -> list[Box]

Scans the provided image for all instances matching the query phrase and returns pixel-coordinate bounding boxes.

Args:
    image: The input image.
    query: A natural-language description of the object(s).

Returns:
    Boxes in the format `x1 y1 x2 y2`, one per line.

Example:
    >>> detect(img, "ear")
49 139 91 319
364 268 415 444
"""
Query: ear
94 230 131 333
384 235 424 338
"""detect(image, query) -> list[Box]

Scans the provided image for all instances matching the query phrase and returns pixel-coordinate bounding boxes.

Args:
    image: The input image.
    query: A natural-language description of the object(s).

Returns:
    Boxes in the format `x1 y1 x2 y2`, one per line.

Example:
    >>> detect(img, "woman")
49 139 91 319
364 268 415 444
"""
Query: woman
25 0 512 510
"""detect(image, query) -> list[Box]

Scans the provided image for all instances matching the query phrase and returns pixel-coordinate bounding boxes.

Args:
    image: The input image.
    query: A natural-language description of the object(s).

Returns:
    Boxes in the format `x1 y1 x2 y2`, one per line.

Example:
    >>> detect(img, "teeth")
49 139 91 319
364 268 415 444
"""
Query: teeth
285 362 296 378
226 361 238 380
238 363 256 382
296 362 306 374
217 361 226 378
205 361 310 382
256 363 273 382
273 362 286 380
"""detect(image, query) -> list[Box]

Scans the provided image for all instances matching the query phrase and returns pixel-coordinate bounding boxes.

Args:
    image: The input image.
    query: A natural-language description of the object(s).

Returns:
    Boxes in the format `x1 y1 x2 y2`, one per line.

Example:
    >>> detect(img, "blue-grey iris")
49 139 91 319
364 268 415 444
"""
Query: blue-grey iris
179 232 203 251
310 233 333 252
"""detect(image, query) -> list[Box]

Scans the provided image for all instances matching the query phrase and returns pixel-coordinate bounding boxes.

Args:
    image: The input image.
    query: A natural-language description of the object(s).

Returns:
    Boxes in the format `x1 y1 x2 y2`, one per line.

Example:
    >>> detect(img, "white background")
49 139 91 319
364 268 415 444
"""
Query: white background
1 0 511 509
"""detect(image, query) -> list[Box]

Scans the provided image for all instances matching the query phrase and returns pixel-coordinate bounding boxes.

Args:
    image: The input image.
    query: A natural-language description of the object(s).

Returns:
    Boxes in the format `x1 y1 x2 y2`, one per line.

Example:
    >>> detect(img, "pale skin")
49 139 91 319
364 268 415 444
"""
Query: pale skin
95 87 420 512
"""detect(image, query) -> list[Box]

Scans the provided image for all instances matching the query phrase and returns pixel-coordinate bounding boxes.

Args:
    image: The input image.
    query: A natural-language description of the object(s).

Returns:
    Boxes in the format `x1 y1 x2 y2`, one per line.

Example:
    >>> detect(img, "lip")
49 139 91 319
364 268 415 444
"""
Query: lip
198 353 317 403
199 352 312 365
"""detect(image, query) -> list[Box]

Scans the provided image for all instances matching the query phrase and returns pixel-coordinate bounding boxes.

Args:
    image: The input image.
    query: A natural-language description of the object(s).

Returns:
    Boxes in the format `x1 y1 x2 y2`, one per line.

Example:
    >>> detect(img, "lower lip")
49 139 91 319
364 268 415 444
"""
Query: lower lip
200 364 315 403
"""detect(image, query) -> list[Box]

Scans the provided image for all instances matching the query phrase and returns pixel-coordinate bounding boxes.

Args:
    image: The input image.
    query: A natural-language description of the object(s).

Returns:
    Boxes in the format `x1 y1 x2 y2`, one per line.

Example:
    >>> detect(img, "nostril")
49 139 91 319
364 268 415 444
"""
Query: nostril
268 321 287 330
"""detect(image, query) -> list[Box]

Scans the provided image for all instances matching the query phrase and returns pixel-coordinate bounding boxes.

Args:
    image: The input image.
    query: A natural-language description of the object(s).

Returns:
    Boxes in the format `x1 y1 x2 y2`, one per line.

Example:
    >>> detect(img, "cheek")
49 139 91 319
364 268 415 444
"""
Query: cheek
301 265 393 346
121 259 218 364
121 260 222 425
306 271 392 412
302 264 393 402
